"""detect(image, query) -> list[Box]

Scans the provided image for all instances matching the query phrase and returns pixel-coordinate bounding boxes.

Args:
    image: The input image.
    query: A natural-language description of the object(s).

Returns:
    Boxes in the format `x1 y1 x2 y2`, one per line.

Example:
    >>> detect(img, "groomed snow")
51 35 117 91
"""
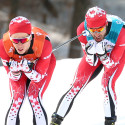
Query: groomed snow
0 58 125 125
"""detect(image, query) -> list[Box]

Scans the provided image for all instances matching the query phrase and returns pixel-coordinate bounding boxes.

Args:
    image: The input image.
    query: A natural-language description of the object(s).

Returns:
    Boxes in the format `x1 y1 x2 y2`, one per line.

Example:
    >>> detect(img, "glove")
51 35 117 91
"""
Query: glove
20 59 43 82
9 60 20 72
85 40 96 55
8 71 22 81
96 40 107 55
24 70 44 82
7 59 22 81
86 54 98 66
96 40 107 61
100 56 117 68
20 59 34 73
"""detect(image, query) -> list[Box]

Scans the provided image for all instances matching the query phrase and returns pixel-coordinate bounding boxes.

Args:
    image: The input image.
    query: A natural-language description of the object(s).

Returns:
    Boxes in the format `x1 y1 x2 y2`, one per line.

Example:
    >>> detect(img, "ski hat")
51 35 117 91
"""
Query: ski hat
85 6 107 28
9 16 31 36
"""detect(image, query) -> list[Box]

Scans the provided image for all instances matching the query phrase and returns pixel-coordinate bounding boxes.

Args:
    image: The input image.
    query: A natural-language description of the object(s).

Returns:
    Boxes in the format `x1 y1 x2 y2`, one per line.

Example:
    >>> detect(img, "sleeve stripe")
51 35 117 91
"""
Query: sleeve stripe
43 53 51 59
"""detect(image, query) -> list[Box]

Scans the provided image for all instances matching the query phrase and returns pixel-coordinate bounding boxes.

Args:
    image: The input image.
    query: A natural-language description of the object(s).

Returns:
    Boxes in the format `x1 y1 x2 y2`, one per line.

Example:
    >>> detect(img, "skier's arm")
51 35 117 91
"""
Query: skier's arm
24 37 52 82
77 22 87 45
0 39 22 81
0 39 10 73
98 28 125 68
110 27 125 63
35 37 52 75
77 22 98 66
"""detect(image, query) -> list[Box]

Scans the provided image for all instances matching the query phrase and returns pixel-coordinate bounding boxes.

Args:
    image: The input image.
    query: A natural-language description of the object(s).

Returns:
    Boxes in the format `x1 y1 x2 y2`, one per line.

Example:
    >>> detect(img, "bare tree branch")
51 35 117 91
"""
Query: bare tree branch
68 0 91 58
42 0 58 17
9 0 19 22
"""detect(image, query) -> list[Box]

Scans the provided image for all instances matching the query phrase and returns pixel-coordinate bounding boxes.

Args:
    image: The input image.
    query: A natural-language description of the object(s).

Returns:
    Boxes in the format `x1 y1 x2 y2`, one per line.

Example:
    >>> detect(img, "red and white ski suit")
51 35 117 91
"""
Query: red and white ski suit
54 20 125 120
0 27 56 125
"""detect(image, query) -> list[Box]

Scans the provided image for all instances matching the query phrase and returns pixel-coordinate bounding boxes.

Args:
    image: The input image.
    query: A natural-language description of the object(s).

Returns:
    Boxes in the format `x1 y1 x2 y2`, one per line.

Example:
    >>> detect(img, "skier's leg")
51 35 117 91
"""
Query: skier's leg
5 74 27 125
51 56 103 125
102 56 125 125
28 54 56 125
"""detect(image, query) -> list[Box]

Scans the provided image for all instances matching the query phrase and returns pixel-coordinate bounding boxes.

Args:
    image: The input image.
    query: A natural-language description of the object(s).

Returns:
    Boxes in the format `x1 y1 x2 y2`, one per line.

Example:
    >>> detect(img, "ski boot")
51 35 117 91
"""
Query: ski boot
50 113 63 125
105 116 117 125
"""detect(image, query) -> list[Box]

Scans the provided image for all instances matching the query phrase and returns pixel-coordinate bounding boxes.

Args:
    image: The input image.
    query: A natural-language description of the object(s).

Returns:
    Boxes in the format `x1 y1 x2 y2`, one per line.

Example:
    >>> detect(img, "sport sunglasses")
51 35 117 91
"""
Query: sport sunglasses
88 26 106 33
10 34 31 44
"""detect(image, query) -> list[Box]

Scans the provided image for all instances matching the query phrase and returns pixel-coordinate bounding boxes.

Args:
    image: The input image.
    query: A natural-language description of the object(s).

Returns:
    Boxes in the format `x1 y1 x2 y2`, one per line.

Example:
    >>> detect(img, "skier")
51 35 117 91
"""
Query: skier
0 16 56 125
50 6 125 125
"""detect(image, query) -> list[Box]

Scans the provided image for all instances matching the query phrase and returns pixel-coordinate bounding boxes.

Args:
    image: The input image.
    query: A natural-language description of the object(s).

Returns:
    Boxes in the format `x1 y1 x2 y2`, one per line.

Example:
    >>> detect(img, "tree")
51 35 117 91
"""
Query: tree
9 0 19 22
68 0 91 58
41 0 58 23
42 0 58 17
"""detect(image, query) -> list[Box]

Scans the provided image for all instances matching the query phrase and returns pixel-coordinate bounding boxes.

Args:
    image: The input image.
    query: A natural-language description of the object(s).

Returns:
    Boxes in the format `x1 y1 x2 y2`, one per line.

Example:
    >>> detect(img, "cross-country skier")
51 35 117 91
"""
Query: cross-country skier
0 16 56 125
50 6 125 125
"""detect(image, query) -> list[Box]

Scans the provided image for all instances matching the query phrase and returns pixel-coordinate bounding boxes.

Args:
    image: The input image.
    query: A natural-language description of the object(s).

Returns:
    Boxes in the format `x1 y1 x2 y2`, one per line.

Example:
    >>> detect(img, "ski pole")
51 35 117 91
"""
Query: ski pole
52 30 89 52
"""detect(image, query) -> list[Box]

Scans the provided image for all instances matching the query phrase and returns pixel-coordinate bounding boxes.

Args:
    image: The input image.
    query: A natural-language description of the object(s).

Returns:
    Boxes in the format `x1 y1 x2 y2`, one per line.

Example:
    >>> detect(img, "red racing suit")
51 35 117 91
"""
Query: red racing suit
0 27 56 125
54 15 125 121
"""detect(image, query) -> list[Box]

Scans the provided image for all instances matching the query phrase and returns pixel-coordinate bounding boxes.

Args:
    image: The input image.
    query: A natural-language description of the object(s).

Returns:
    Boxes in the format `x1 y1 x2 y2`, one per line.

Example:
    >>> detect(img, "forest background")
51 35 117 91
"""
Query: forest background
0 0 125 63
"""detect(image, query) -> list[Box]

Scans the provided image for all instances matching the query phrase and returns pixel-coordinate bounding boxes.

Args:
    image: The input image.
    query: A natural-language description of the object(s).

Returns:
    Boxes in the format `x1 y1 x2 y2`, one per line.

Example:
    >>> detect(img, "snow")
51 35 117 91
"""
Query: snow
0 58 125 125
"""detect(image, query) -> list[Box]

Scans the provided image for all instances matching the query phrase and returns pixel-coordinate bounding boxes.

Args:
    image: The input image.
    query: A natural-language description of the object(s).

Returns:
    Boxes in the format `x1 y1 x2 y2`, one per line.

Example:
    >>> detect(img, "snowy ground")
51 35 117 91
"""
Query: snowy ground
0 58 125 125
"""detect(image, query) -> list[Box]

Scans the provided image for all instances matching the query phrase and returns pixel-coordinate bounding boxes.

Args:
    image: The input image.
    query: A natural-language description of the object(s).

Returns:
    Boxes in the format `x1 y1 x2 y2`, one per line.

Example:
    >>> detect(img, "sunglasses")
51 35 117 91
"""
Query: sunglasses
10 34 31 44
88 26 106 33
